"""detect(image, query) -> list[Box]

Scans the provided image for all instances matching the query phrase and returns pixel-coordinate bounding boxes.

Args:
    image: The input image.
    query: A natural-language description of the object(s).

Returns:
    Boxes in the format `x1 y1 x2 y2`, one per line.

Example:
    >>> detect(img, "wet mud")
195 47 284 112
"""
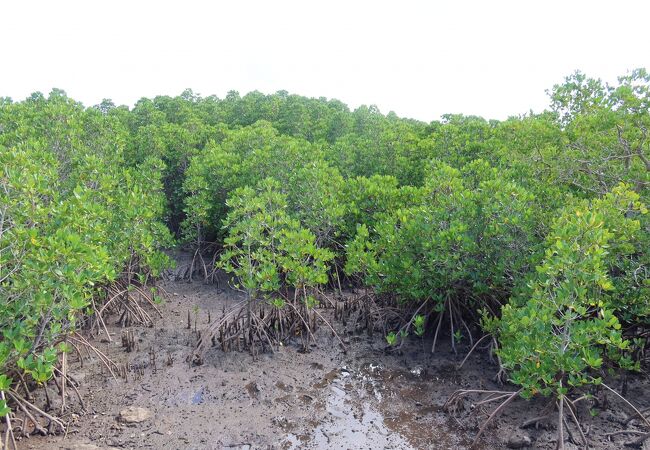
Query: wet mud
23 264 650 450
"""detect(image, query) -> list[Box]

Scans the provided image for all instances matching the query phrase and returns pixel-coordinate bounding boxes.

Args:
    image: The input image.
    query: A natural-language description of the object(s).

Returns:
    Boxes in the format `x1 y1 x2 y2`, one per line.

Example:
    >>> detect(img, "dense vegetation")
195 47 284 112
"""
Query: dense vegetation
0 69 648 445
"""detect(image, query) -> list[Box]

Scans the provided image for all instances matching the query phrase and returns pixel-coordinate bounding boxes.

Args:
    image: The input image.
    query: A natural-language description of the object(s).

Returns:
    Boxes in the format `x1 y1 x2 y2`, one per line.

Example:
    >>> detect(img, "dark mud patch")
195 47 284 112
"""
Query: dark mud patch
23 268 650 450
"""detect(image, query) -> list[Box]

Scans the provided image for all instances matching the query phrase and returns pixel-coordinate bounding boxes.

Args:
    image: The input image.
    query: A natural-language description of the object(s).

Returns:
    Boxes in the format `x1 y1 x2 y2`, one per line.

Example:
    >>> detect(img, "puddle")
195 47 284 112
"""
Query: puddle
192 387 205 405
284 366 415 449
163 386 209 406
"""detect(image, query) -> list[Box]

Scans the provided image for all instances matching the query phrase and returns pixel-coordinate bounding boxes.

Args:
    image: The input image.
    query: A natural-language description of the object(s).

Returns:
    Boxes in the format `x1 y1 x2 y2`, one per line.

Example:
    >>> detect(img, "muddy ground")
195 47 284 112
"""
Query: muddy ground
21 261 650 450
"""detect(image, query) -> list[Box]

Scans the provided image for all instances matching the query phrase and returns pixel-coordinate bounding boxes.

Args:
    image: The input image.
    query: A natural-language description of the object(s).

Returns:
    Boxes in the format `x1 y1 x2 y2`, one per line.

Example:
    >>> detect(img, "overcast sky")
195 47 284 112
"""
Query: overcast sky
1 0 648 122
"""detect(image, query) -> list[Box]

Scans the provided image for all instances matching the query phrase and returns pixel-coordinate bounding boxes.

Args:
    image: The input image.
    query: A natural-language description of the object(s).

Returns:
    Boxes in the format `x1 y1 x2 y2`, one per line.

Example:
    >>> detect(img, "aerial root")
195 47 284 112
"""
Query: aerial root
191 288 354 363
457 334 492 370
625 406 650 426
6 390 66 437
444 388 529 447
473 389 523 446
431 297 474 354
520 398 556 429
1 391 18 450
69 333 120 379
601 383 650 429
179 245 221 284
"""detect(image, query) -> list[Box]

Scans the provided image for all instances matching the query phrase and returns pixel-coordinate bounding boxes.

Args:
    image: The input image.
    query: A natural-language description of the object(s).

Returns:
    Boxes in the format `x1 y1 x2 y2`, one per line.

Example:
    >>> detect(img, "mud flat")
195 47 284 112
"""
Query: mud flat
24 275 650 449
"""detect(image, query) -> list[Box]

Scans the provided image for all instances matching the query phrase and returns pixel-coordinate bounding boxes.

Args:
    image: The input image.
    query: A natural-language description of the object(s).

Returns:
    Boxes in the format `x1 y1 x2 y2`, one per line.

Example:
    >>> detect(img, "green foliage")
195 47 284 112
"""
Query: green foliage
220 179 291 298
385 332 398 346
0 91 172 417
413 315 426 337
547 69 650 200
2 68 649 424
489 185 647 398
346 159 538 309
219 178 334 305
182 121 321 245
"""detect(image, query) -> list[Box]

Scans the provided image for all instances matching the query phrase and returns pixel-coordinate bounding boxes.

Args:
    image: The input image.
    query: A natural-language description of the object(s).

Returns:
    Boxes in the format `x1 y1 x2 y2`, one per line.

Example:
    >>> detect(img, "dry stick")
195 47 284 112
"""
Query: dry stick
457 334 491 370
472 388 523 446
601 382 650 429
564 397 588 448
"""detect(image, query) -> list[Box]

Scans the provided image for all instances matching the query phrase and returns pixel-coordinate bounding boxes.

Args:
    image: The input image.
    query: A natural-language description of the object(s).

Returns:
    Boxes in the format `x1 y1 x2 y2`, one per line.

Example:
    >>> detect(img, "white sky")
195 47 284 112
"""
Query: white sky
1 0 648 122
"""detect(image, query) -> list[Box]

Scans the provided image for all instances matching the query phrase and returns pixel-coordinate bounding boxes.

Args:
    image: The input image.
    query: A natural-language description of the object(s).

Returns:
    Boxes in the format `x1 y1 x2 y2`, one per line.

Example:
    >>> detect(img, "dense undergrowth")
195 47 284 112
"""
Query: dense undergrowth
1 69 649 447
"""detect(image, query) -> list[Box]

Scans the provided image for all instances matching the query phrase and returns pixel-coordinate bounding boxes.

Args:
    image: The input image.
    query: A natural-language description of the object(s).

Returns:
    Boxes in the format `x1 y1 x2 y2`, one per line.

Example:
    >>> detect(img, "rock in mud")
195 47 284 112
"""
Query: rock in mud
506 430 532 448
118 406 152 424
245 381 260 398
275 381 293 392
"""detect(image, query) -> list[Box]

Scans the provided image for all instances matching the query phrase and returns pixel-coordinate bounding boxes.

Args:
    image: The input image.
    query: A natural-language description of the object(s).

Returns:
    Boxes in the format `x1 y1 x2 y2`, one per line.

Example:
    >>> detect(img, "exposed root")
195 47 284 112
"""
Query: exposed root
431 297 474 354
445 388 592 448
446 382 650 449
624 431 650 448
191 284 363 364
564 397 588 448
1 391 18 450
173 245 221 284
625 406 650 426
457 334 492 370
472 389 523 446
520 398 556 429
338 291 407 337
6 390 66 436
443 388 519 415
601 382 650 429
69 333 120 379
